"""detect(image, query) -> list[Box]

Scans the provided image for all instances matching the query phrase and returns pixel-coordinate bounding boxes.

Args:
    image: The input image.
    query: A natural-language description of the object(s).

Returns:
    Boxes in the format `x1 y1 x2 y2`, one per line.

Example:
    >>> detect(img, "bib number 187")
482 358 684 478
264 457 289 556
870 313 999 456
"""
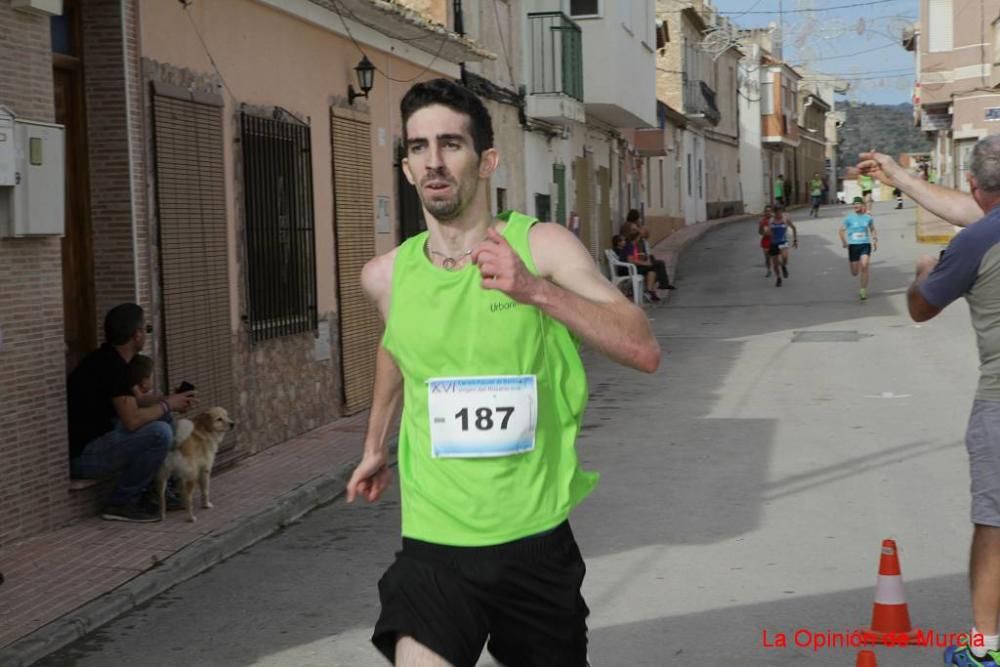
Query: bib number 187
455 406 514 431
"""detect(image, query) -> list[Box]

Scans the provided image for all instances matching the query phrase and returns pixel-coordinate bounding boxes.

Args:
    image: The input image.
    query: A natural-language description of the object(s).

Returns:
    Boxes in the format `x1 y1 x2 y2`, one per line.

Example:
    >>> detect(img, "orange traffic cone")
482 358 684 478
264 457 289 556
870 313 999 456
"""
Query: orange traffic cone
856 649 878 666
862 539 921 644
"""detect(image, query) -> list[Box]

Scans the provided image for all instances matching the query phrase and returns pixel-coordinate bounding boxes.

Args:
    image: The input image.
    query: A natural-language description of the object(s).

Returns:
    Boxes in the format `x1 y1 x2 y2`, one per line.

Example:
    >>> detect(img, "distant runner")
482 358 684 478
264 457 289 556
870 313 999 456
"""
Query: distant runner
773 174 785 206
858 172 875 206
838 196 878 301
759 205 774 277
766 204 798 287
809 172 824 218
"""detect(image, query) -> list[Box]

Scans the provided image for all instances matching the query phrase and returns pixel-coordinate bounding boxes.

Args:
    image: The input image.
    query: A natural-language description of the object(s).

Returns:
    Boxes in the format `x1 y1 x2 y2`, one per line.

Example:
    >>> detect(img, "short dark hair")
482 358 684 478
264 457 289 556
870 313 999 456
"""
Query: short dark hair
612 234 624 246
626 209 641 223
129 353 154 386
104 303 144 346
400 78 494 156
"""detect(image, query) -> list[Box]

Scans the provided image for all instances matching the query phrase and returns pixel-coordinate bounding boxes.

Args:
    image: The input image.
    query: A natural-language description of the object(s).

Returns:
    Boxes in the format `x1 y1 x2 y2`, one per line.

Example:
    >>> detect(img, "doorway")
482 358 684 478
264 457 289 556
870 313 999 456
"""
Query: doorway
52 0 96 372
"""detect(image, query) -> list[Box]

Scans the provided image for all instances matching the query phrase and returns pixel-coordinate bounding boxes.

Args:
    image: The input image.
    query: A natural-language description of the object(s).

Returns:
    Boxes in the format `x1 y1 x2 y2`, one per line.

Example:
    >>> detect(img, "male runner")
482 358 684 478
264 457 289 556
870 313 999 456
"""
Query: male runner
759 205 774 277
346 78 660 667
858 172 875 206
809 172 824 218
838 196 878 301
774 174 785 206
766 204 798 287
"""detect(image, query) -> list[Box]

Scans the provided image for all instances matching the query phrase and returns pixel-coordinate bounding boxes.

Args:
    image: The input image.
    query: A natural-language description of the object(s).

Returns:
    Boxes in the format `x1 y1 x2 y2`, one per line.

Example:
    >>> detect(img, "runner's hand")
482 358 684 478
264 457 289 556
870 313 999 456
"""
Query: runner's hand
346 450 392 503
472 227 541 303
857 149 900 188
793 239 798 248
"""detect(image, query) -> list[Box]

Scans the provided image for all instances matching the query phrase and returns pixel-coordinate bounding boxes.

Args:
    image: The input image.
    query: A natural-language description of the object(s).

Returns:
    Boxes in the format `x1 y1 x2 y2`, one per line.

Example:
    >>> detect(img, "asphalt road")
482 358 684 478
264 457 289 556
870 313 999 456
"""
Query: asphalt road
40 201 979 667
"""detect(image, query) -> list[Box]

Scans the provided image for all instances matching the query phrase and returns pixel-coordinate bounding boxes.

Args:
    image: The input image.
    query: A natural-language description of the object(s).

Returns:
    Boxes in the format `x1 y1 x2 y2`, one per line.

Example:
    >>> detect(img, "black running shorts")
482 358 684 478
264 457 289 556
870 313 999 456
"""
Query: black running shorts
848 243 872 262
372 521 589 667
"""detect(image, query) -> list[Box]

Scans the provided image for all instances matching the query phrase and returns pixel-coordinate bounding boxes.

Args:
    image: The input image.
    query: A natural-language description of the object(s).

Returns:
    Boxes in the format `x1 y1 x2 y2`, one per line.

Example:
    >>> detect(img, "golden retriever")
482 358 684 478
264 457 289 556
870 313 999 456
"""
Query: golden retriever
156 407 235 522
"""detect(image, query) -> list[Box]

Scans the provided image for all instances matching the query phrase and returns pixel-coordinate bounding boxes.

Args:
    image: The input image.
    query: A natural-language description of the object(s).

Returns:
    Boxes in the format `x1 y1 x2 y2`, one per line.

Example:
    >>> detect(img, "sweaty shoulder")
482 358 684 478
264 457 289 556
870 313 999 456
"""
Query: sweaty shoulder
527 222 588 278
361 248 399 319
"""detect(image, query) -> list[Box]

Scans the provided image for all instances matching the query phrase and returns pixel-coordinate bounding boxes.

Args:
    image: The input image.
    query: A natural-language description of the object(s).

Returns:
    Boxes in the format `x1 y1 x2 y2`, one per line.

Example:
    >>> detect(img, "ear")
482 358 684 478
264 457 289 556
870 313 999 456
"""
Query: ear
401 156 416 186
478 148 499 179
194 412 215 431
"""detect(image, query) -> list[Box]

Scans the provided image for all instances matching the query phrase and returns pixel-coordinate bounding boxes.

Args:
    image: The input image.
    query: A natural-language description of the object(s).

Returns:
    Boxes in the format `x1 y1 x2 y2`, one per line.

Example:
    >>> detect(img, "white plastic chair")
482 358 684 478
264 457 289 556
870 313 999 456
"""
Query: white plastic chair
604 249 645 306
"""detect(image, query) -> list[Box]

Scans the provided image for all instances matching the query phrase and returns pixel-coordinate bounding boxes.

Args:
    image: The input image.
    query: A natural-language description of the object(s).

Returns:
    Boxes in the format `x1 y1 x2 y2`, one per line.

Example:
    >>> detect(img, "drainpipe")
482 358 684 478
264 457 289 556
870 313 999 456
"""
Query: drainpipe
453 0 466 84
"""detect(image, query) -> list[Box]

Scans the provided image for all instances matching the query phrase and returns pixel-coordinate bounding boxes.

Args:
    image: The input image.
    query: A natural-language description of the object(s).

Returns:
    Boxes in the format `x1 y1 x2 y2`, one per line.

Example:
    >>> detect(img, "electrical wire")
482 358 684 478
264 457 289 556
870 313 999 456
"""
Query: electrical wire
329 0 452 84
182 5 238 101
721 0 908 15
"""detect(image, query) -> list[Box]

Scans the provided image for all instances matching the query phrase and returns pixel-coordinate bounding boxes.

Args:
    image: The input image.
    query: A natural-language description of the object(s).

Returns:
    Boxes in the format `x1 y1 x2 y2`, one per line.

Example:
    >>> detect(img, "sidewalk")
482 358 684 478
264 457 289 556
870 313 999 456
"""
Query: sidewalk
0 411 383 667
0 212 753 667
652 212 757 294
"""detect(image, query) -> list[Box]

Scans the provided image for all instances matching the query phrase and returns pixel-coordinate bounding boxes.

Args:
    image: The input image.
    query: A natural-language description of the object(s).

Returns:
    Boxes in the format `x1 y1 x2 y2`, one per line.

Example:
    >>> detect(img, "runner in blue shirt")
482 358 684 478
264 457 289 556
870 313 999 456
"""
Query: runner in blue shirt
766 204 798 287
838 196 878 300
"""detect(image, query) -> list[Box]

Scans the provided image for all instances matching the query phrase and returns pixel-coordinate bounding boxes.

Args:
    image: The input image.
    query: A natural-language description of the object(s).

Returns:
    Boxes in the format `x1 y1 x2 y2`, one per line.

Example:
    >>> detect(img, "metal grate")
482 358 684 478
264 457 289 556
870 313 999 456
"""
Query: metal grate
791 330 871 343
240 112 318 343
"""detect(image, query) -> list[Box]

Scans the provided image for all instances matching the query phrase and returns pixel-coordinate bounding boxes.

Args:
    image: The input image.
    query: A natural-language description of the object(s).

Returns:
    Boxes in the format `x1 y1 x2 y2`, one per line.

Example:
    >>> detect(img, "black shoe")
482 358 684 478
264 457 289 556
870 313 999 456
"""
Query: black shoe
776 277 782 287
664 284 677 290
142 492 184 513
646 290 661 303
781 265 789 278
101 503 161 523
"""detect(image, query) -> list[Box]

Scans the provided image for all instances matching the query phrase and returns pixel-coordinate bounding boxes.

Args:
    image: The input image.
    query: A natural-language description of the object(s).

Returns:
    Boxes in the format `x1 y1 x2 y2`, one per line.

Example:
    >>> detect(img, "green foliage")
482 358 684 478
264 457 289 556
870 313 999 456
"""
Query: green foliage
836 103 932 176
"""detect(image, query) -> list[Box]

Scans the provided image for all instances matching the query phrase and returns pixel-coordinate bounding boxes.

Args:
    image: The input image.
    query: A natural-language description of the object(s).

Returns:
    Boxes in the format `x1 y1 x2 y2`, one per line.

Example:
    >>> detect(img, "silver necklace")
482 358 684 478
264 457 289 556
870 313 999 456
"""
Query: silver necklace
425 231 491 270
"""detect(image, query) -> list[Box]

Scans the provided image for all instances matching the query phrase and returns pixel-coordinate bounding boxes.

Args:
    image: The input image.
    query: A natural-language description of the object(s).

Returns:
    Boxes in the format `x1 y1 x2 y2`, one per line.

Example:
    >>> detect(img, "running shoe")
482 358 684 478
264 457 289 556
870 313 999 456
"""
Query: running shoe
860 288 867 301
645 290 661 303
944 646 1000 666
781 265 789 278
776 277 782 287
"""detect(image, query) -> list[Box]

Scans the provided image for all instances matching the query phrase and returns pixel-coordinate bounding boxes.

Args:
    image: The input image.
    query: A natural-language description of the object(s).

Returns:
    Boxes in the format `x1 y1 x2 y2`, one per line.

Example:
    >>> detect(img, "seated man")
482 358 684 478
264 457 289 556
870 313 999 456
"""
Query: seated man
67 303 196 523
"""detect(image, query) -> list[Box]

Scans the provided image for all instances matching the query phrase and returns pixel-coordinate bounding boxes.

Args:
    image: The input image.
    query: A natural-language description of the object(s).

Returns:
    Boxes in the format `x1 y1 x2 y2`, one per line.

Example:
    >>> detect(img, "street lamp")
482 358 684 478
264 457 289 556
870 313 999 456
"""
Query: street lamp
348 55 375 105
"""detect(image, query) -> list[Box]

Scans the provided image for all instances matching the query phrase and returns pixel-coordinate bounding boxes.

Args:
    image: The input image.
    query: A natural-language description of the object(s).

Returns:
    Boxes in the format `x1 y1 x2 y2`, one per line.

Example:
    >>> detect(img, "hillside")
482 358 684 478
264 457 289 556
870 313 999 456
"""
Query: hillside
836 102 932 175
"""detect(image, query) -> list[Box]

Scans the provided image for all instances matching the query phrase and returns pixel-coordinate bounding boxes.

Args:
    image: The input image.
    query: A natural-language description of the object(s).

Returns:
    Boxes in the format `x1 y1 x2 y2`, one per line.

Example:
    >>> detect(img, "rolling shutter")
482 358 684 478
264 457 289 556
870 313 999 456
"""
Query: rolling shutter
331 107 379 414
152 89 235 458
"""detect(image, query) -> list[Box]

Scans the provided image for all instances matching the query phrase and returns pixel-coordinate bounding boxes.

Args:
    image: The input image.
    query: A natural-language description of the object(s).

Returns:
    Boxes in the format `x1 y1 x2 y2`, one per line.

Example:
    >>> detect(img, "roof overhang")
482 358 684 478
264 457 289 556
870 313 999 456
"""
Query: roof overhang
301 0 494 63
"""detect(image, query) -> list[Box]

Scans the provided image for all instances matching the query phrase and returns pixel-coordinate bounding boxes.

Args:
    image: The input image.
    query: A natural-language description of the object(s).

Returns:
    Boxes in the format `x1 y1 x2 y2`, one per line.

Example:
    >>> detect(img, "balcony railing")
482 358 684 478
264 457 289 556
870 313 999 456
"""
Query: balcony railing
527 12 584 102
683 78 721 125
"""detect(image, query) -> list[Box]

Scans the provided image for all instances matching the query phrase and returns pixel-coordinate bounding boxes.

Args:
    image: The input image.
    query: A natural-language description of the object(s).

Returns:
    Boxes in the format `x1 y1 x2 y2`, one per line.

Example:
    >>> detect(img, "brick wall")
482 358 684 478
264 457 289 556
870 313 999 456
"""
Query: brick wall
83 0 139 321
0 2 68 547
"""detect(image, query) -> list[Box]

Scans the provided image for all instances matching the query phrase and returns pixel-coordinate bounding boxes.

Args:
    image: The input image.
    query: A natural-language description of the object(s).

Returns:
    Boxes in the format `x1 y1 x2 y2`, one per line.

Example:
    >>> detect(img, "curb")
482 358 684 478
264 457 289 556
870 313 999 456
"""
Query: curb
0 448 391 667
657 213 756 282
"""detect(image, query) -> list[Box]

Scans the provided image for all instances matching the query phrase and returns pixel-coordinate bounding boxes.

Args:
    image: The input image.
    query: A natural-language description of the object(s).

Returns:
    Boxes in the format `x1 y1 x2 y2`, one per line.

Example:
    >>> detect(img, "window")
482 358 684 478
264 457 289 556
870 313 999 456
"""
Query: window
687 153 692 196
928 0 953 53
241 112 317 342
570 0 600 17
535 194 552 222
659 159 664 208
496 187 507 214
761 79 774 115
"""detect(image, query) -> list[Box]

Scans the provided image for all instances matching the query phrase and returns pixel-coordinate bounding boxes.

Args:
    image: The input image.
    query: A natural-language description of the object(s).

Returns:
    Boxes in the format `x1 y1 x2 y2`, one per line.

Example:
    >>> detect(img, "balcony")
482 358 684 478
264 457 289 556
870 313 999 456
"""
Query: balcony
683 79 721 126
525 12 586 124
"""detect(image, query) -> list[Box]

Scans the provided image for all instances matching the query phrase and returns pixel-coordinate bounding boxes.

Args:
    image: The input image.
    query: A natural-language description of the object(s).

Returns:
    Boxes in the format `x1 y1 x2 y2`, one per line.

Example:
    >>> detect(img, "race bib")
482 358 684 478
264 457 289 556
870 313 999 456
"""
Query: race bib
427 375 537 458
850 231 867 242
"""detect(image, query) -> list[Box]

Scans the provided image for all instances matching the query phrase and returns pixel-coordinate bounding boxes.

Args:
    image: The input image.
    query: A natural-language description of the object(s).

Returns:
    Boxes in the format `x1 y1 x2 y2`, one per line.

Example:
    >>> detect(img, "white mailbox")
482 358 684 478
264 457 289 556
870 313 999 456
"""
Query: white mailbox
0 117 65 238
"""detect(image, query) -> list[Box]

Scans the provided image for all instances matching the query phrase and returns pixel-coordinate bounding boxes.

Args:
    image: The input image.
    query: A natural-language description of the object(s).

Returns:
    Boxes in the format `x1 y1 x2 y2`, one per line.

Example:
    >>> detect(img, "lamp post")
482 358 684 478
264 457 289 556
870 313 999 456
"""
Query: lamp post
348 55 375 104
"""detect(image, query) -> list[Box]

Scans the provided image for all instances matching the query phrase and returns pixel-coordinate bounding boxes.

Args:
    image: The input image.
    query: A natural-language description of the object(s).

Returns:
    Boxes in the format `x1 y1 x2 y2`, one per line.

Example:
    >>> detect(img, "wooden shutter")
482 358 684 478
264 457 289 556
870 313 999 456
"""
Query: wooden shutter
152 89 235 457
331 108 379 415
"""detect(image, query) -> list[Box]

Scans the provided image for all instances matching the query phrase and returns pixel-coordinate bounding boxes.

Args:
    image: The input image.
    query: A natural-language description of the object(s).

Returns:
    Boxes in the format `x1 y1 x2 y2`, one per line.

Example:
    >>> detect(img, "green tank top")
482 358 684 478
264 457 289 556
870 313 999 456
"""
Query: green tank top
382 211 598 546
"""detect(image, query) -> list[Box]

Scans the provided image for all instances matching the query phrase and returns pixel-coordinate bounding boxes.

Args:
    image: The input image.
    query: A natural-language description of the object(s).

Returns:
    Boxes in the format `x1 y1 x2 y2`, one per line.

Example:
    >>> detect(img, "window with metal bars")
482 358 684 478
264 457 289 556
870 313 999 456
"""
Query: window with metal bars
240 112 318 342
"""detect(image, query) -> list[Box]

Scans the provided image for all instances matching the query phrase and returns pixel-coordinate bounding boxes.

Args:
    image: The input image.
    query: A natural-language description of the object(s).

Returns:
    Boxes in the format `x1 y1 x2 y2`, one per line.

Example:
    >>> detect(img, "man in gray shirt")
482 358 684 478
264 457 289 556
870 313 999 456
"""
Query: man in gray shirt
904 135 1000 666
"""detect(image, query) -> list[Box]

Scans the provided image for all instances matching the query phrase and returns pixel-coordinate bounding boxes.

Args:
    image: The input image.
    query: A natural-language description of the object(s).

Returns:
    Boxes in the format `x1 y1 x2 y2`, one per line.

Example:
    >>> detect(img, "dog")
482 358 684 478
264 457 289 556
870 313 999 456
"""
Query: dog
156 407 235 522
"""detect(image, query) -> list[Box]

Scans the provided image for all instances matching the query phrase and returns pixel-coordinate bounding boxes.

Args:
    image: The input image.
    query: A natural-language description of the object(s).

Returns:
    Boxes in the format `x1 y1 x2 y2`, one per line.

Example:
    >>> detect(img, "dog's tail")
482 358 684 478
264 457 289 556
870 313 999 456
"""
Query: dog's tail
173 418 194 447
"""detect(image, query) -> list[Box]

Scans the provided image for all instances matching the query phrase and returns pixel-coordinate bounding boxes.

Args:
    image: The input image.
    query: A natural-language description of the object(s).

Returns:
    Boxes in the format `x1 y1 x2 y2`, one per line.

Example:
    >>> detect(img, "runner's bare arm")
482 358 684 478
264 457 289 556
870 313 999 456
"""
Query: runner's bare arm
473 224 659 373
347 252 402 503
838 227 847 247
858 151 982 227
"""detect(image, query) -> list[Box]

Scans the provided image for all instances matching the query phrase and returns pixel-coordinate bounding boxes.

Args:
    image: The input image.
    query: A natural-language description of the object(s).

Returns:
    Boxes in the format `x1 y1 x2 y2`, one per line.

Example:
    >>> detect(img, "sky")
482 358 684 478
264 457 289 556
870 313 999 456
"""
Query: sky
708 0 918 106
